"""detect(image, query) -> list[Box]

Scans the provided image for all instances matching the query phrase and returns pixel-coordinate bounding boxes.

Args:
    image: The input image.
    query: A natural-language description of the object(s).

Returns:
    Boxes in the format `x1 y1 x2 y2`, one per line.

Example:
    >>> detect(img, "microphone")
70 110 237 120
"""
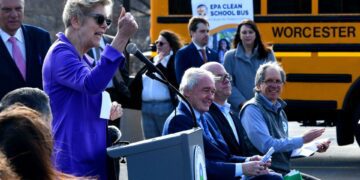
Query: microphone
126 43 198 128
108 125 122 145
126 43 159 74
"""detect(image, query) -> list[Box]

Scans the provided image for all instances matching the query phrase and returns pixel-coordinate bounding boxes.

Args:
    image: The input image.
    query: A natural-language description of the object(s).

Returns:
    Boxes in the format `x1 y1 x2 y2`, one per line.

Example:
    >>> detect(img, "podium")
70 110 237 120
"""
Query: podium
107 128 207 180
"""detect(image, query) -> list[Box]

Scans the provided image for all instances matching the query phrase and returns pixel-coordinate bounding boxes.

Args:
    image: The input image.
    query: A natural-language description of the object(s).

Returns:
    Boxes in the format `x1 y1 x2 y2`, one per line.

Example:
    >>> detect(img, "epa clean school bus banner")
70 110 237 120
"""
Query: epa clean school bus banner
191 0 254 31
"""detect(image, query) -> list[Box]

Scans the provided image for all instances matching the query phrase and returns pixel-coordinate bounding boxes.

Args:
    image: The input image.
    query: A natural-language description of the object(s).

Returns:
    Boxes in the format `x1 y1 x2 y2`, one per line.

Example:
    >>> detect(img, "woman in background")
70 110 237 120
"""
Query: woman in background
224 19 276 114
217 38 230 64
130 30 182 139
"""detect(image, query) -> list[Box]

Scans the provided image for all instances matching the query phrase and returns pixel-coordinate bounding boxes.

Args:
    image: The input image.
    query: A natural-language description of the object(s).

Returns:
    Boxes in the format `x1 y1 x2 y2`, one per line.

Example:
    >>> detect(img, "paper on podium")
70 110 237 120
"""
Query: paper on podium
291 138 331 158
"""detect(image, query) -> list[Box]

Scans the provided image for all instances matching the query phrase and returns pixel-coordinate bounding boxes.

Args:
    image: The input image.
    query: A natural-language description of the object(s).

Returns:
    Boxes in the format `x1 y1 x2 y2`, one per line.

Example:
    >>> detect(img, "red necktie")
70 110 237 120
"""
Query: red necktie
8 37 26 80
200 49 208 63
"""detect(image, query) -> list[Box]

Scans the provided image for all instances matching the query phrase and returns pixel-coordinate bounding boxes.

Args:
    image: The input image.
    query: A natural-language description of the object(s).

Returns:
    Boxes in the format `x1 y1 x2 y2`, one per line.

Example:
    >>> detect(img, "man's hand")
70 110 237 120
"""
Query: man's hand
242 161 269 176
302 128 325 144
249 155 262 161
249 155 271 168
316 139 331 153
109 101 123 120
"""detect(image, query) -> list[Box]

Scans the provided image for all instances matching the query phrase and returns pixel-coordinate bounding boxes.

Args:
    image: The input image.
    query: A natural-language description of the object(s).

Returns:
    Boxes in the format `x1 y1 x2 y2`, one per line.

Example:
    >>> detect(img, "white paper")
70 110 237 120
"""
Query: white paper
291 138 330 158
100 91 112 119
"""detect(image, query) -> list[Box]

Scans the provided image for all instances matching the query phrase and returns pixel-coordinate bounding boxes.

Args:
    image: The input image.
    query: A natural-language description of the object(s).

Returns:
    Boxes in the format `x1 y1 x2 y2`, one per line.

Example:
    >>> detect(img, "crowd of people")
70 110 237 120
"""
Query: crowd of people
0 0 331 179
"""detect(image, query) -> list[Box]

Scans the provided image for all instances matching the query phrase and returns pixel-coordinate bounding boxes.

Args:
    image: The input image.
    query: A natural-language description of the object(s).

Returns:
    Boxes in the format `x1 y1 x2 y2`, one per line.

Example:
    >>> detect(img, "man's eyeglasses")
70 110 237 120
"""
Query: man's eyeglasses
155 41 165 46
87 13 112 26
214 73 232 83
262 79 283 85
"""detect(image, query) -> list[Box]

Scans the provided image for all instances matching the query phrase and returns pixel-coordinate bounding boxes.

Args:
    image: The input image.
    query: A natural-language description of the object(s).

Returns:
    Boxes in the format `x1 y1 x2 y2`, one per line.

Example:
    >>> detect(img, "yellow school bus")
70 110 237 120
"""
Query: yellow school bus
150 0 360 146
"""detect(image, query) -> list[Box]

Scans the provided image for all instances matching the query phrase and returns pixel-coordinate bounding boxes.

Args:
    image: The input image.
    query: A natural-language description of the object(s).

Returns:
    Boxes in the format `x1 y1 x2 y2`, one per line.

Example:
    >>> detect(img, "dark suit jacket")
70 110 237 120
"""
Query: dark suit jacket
207 103 246 156
128 55 178 110
174 42 219 84
162 102 246 180
0 24 51 99
87 34 131 108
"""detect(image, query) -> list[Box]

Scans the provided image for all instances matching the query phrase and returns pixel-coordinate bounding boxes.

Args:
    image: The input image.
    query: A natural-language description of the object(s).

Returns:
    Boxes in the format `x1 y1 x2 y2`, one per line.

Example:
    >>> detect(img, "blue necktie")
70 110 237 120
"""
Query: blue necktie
199 115 217 144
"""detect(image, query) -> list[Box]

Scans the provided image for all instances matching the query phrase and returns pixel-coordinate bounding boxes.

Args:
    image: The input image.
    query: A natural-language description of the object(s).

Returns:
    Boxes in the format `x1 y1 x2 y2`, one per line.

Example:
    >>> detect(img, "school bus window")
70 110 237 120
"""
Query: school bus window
319 0 360 13
169 0 191 15
254 0 260 15
267 0 311 14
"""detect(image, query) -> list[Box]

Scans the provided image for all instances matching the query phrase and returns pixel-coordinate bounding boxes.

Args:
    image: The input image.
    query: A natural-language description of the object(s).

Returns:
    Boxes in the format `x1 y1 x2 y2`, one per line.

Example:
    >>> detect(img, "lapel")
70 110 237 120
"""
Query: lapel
209 103 244 155
188 43 204 65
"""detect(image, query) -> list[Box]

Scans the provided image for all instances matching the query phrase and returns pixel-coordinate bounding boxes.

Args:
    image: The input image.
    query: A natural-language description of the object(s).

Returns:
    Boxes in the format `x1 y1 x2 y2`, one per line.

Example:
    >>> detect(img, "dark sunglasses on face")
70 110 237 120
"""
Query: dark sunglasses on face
214 73 232 83
87 13 112 26
155 41 165 46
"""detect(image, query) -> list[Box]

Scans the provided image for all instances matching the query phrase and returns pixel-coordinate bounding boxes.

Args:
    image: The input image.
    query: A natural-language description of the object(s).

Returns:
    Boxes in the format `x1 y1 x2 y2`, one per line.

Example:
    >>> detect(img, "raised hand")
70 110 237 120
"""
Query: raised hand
111 7 138 52
302 128 325 144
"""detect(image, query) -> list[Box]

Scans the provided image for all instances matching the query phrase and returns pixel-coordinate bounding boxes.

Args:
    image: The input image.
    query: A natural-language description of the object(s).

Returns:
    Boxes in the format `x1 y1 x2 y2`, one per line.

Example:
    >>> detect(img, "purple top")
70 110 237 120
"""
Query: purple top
42 32 125 180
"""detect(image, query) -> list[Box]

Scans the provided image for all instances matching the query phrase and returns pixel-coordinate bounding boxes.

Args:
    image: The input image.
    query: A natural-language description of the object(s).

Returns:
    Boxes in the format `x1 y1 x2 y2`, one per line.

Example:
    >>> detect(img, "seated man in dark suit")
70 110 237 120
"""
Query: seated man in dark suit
162 68 282 180
174 16 219 84
201 62 245 156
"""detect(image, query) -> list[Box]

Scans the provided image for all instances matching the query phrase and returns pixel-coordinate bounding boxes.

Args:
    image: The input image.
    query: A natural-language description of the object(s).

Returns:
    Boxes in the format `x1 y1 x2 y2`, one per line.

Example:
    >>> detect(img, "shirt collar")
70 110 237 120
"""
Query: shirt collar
154 50 173 65
0 27 24 43
213 101 231 114
258 93 282 111
193 42 206 50
180 100 202 121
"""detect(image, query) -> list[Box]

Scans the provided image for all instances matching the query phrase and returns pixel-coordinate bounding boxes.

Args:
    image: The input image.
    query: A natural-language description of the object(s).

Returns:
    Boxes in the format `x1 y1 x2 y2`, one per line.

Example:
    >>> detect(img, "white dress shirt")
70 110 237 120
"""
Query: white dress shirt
0 28 26 64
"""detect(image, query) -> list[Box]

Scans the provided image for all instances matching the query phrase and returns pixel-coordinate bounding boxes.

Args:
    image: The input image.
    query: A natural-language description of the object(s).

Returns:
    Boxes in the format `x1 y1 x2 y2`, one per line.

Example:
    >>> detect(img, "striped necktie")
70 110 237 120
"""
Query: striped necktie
199 49 208 63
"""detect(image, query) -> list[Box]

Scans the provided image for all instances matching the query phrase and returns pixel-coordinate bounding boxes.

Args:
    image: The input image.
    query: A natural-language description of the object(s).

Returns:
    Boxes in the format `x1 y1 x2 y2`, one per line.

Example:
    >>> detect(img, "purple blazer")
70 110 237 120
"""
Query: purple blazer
42 33 125 180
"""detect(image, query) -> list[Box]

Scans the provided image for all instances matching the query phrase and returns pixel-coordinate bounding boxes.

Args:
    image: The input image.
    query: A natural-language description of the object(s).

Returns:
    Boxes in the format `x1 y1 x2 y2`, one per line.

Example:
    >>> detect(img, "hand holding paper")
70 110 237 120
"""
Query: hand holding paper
291 138 332 158
316 138 332 153
109 101 123 121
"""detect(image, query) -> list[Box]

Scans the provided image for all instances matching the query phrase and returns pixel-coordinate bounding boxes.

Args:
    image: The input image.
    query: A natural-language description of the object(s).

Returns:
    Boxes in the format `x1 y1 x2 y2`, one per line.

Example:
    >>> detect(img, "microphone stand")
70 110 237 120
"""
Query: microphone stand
145 69 198 128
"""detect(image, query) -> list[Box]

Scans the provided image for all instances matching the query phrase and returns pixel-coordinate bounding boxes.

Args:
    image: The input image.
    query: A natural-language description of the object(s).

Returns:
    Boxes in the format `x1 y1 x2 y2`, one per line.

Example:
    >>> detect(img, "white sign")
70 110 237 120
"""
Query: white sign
191 0 254 31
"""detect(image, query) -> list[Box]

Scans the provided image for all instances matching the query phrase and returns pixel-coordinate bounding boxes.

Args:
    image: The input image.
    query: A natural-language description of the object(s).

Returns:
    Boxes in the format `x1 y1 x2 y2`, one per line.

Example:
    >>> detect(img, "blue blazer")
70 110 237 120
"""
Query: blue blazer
207 104 246 156
0 24 51 99
174 42 219 84
162 102 246 180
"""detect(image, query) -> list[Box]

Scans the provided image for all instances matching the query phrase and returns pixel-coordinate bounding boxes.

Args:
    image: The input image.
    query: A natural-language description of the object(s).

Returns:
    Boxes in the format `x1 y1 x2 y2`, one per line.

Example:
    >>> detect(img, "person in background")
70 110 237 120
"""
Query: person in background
0 152 20 180
217 38 230 64
224 19 276 114
130 30 182 139
239 61 330 179
42 0 138 179
87 34 131 115
0 87 51 123
174 16 219 84
201 62 245 156
163 68 282 180
0 105 76 180
0 0 51 100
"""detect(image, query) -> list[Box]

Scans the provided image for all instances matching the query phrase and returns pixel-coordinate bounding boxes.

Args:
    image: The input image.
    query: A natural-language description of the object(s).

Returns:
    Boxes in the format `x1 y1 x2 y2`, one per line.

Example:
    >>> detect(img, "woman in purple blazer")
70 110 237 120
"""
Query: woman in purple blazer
42 0 138 179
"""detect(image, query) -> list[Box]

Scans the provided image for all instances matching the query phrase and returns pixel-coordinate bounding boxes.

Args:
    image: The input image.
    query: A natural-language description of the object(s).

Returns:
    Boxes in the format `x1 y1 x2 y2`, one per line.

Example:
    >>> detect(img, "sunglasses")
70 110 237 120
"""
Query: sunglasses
87 13 112 26
155 41 165 46
214 73 232 83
